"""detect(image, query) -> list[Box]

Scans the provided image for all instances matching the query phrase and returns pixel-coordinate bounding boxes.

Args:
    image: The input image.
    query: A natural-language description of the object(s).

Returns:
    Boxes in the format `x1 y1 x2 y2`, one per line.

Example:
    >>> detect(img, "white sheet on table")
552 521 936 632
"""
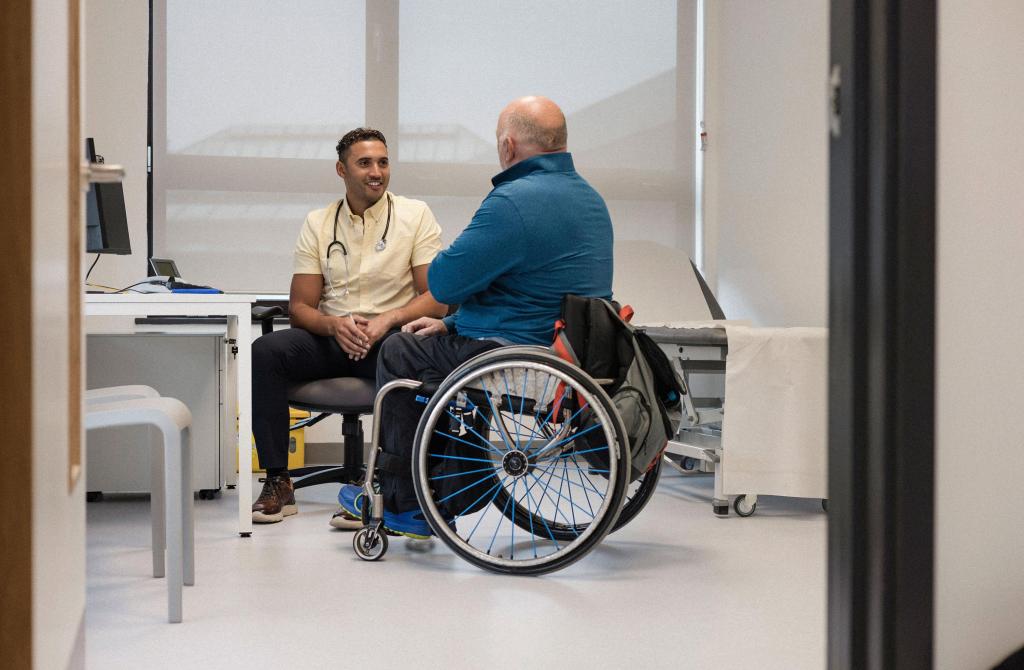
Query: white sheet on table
720 326 828 499
636 319 751 329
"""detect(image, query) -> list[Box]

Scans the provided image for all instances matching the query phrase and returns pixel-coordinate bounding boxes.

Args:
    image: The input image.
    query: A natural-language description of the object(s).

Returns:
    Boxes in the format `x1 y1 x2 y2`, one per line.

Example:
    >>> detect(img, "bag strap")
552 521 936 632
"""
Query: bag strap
551 318 580 367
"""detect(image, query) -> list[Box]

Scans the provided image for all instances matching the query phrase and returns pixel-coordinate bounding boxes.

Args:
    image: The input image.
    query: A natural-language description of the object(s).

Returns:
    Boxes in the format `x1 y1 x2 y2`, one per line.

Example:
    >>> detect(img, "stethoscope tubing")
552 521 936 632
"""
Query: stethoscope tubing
326 192 392 258
325 192 392 298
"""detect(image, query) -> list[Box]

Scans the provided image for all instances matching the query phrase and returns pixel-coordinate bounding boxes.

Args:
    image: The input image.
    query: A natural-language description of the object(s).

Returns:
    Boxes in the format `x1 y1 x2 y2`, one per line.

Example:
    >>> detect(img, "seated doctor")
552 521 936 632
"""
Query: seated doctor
251 127 447 525
334 96 614 538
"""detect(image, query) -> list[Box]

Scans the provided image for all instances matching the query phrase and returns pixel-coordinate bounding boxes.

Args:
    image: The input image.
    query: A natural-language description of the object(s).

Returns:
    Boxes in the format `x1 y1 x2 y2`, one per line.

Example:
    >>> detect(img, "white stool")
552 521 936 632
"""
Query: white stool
85 384 160 405
86 386 169 580
85 395 194 623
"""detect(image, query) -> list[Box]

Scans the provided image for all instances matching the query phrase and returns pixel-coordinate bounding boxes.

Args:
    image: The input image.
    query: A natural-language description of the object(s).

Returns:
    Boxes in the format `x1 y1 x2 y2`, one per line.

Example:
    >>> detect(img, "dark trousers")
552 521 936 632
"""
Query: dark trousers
376 332 503 512
252 327 384 471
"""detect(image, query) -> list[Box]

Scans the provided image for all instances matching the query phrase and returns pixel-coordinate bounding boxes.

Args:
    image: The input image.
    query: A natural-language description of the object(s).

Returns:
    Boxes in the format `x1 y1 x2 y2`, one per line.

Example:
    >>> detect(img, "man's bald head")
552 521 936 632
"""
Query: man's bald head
496 96 568 170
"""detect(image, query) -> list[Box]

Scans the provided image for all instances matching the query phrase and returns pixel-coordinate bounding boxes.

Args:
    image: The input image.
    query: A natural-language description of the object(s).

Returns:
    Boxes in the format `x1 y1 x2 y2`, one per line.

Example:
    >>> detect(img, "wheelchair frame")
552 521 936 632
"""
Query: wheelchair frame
350 346 664 575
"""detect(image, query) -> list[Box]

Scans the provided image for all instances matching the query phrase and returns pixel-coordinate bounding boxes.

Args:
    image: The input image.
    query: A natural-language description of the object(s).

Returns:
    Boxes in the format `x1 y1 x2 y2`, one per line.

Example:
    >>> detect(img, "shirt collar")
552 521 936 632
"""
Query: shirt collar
342 191 391 224
491 152 575 187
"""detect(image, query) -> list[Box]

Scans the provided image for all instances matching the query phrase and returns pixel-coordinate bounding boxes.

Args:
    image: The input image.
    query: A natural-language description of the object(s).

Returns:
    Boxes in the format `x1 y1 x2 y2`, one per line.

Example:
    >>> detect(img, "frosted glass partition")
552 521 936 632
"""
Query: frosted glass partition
398 1 678 170
166 1 366 158
153 0 695 293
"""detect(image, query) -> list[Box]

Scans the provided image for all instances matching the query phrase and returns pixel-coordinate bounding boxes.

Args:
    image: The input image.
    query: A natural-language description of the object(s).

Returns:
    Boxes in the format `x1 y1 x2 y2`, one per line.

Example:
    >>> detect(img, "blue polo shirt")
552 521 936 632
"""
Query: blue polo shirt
428 153 613 345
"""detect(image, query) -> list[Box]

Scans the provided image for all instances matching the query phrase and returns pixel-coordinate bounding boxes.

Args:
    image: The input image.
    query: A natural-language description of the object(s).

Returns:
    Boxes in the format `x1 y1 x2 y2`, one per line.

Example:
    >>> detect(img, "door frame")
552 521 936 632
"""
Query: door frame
0 0 36 666
827 1 937 667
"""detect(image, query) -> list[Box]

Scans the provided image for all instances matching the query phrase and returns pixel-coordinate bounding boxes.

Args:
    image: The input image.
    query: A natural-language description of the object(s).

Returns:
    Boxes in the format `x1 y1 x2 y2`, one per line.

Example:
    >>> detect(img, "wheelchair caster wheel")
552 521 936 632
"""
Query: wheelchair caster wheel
353 528 388 561
733 495 757 517
713 504 729 516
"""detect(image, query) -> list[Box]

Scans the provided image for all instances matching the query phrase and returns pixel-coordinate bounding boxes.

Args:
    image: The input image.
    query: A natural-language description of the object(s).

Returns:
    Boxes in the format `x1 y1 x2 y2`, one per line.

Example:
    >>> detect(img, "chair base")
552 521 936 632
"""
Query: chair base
291 464 363 489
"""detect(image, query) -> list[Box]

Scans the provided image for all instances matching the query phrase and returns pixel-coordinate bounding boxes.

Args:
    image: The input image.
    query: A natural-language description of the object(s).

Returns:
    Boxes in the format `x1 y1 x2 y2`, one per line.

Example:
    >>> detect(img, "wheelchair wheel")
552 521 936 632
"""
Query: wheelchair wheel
493 451 662 541
412 348 630 575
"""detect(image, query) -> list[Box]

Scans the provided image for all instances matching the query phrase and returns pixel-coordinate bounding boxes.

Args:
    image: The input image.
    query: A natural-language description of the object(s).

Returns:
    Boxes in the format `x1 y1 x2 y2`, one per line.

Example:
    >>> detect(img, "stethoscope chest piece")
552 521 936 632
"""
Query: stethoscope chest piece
375 239 387 252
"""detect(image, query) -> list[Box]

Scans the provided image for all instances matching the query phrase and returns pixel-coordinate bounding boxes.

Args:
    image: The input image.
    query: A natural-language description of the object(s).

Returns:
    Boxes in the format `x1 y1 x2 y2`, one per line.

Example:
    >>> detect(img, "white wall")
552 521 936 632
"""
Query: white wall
703 0 829 327
935 2 1024 667
33 0 86 667
84 0 149 291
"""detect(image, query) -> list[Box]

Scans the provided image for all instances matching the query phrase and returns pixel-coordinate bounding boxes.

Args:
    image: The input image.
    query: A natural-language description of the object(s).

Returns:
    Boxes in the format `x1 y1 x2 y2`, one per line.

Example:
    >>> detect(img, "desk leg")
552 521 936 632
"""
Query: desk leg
222 340 238 488
231 312 253 537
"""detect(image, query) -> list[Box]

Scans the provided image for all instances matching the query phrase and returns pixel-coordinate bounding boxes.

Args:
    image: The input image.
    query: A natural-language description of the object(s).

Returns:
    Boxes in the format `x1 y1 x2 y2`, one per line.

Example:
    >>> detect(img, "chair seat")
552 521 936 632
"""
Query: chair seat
288 377 377 414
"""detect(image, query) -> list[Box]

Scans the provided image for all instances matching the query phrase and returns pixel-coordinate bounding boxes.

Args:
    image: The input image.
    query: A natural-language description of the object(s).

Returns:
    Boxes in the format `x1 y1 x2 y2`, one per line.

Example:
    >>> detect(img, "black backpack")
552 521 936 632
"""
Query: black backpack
554 295 681 481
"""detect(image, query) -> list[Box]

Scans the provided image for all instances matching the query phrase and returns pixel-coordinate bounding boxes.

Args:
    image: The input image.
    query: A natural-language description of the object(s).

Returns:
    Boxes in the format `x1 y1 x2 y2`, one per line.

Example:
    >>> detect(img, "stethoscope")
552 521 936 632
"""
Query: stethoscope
325 192 392 297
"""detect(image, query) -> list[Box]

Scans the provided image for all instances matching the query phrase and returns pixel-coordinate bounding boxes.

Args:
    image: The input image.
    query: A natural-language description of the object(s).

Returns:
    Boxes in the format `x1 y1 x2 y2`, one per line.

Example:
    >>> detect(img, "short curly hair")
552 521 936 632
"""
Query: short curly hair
336 127 387 162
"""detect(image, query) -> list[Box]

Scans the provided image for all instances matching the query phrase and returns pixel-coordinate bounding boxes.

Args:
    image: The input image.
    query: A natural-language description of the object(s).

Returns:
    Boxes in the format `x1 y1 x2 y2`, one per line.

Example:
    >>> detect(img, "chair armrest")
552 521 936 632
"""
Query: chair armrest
252 305 285 336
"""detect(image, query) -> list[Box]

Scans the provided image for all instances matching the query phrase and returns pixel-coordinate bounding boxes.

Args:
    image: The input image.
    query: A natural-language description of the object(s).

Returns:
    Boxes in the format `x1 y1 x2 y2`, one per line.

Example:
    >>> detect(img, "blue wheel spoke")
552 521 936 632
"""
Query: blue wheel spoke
497 411 546 441
465 476 508 543
569 452 597 516
522 383 567 454
532 457 608 500
509 479 516 559
527 470 597 521
461 396 506 443
487 485 515 555
443 411 504 456
501 370 520 449
514 469 565 546
564 458 577 527
539 444 612 462
450 479 501 520
523 469 575 537
529 420 603 460
429 453 502 465
436 470 503 506
435 427 503 458
521 473 538 558
429 465 501 482
518 369 529 449
521 373 554 454
484 383 514 452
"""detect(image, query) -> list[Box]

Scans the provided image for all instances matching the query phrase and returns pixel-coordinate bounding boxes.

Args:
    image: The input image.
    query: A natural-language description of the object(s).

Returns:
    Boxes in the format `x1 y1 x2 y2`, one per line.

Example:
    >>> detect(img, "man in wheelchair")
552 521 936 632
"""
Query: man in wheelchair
335 96 615 539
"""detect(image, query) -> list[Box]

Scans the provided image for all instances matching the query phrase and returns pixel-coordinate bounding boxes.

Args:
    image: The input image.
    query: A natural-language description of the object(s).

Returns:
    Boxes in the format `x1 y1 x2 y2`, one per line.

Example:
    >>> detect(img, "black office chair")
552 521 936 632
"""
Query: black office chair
251 305 373 489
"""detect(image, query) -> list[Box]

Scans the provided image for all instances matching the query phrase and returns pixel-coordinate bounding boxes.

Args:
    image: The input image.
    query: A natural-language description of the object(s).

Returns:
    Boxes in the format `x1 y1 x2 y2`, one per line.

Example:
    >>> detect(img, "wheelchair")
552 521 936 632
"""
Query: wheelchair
350 345 663 576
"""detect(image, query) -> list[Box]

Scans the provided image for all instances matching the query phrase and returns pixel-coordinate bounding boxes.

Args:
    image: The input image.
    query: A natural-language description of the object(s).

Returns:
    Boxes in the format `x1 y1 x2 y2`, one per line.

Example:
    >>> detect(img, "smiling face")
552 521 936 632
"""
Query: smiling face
336 140 390 215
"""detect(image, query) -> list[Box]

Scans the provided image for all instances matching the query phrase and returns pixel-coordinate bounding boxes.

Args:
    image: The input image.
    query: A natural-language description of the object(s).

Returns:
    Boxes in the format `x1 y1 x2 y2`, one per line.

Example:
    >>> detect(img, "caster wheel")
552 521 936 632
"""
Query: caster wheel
239 532 251 538
353 528 388 561
733 495 757 517
681 457 698 471
821 499 829 512
713 504 729 516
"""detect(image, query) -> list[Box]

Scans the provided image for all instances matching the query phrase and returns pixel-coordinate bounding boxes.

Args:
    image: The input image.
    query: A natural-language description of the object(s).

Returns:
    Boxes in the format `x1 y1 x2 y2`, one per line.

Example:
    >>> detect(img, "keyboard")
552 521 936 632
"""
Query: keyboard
167 280 211 290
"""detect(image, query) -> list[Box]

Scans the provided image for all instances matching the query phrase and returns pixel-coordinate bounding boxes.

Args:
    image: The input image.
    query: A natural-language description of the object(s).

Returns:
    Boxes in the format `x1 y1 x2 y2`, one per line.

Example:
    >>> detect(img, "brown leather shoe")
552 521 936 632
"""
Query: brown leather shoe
251 474 297 523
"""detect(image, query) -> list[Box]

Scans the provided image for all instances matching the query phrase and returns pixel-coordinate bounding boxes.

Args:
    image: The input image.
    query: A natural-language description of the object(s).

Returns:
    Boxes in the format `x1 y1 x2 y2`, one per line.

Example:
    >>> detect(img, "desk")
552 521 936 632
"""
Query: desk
86 293 256 536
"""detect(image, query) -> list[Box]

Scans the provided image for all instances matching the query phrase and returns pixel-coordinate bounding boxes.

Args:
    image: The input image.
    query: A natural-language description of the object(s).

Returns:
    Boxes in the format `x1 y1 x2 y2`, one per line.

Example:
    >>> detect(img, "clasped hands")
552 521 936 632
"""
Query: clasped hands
330 314 449 360
329 313 392 360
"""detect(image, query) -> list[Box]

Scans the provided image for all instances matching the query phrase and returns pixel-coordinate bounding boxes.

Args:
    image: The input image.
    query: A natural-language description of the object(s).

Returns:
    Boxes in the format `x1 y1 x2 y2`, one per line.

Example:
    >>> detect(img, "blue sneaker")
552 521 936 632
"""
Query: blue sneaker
335 484 445 540
380 508 435 540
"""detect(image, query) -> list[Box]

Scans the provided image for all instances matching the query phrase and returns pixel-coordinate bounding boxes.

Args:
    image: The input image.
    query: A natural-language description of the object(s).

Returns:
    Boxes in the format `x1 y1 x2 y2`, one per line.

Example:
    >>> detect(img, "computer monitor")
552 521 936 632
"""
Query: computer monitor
85 138 131 255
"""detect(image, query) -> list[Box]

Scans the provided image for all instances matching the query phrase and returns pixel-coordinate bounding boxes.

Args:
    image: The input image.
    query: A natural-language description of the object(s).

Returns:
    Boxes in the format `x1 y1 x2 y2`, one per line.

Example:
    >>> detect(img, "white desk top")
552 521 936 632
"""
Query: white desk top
86 293 262 304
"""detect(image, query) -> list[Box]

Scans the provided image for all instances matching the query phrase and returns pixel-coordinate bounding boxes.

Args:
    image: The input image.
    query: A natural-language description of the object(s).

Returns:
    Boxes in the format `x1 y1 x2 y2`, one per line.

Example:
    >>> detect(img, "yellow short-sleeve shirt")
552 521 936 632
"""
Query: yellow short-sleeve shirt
293 192 442 317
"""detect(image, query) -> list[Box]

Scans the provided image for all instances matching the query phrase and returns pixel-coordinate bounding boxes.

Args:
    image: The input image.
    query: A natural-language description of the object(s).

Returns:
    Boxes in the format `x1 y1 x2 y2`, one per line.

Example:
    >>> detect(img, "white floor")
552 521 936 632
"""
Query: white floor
85 468 826 669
